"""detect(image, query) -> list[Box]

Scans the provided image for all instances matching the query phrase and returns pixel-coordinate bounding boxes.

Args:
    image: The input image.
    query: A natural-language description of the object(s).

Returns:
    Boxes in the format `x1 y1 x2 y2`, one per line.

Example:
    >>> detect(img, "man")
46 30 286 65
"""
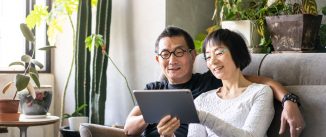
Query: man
124 26 304 137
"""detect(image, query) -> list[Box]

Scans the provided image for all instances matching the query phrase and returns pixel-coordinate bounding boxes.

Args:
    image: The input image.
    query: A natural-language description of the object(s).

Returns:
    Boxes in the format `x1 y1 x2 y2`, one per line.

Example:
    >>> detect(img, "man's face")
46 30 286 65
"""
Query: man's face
156 36 196 84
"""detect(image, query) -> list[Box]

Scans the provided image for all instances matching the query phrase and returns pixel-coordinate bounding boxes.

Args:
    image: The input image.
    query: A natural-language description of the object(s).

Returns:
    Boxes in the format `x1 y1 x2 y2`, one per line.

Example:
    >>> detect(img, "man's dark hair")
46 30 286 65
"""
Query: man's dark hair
202 29 251 70
155 26 195 53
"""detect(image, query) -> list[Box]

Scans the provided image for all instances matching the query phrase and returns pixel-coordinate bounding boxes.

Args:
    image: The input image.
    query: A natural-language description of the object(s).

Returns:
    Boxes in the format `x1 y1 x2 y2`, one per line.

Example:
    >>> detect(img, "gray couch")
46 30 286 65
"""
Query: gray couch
80 53 326 137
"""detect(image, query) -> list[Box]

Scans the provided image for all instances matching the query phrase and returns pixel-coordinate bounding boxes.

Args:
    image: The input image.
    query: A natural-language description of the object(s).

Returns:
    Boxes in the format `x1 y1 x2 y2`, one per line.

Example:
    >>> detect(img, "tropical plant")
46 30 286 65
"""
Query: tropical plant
1 24 55 99
63 104 88 118
195 0 271 53
23 0 80 127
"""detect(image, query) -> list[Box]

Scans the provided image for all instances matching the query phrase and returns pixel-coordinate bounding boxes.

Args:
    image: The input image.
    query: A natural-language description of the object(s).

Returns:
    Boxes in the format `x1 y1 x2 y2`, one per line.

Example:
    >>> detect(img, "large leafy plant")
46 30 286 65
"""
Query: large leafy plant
1 24 55 99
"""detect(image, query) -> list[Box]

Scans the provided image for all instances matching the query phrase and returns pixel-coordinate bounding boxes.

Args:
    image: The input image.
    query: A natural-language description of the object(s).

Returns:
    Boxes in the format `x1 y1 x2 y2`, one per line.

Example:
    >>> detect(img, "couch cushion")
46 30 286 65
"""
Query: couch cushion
267 85 326 137
259 53 326 86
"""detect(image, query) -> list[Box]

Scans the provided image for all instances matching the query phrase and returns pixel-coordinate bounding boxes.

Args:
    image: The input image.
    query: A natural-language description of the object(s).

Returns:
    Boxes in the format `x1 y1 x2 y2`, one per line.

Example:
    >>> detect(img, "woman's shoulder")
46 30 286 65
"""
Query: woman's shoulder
248 83 273 96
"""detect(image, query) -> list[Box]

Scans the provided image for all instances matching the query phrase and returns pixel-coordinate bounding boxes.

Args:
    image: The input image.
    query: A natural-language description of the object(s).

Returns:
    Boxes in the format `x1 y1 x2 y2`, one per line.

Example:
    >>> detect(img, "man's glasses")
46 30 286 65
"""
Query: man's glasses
157 47 193 59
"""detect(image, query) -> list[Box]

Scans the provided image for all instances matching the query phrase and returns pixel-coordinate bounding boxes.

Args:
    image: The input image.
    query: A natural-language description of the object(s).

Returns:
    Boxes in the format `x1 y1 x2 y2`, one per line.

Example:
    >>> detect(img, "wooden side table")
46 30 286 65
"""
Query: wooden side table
0 113 59 137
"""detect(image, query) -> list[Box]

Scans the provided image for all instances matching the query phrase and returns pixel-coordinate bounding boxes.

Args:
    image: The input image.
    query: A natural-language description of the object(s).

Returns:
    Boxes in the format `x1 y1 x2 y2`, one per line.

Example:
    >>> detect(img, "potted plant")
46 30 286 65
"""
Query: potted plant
265 0 323 52
1 23 55 115
194 0 271 53
60 104 88 137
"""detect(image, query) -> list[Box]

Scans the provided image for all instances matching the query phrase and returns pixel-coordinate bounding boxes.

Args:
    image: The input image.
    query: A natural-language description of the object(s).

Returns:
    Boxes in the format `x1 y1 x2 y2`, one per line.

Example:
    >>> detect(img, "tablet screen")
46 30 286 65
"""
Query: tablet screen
133 89 199 124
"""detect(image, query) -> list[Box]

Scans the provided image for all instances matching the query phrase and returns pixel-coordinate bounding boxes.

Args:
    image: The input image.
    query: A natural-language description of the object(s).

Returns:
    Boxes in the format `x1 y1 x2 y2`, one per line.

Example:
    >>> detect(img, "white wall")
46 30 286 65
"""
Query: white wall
105 0 165 125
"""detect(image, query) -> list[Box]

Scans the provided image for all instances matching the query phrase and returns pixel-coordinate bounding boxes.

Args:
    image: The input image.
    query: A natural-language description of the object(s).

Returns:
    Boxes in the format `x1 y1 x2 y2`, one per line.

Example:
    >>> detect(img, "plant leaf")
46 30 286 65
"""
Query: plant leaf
31 59 44 69
20 23 35 42
63 114 71 119
322 6 326 15
16 74 30 91
38 46 56 50
71 104 88 117
26 83 36 99
29 67 39 77
2 82 14 94
21 55 32 63
25 5 49 29
30 72 40 88
9 62 25 67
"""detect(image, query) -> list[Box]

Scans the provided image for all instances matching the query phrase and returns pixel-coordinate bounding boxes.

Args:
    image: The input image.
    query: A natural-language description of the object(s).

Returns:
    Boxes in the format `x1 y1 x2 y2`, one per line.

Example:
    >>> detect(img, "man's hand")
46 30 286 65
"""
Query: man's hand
157 115 180 137
279 101 305 137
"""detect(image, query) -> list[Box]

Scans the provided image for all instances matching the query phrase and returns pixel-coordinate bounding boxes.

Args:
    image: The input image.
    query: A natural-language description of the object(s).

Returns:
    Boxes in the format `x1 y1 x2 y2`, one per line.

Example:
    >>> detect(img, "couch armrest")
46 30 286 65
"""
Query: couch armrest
80 123 129 137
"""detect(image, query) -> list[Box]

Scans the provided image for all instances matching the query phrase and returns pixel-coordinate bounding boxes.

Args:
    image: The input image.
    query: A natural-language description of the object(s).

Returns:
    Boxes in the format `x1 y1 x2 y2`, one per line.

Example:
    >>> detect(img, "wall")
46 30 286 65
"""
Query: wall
166 0 214 38
105 0 165 125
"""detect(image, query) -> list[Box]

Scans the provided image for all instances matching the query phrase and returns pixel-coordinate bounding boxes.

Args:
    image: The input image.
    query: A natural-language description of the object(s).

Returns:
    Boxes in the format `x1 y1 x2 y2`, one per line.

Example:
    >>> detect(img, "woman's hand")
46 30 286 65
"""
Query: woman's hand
279 101 305 137
157 115 180 137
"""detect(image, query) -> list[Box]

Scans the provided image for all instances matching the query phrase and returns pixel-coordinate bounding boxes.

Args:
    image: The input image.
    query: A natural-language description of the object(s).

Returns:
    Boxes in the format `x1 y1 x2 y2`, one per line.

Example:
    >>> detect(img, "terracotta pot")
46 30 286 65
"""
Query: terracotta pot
0 99 19 113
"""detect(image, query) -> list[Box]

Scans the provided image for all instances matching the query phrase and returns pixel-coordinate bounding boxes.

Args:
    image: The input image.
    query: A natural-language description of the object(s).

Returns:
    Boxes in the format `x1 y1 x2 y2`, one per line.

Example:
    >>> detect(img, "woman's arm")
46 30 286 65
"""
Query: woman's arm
244 75 305 137
124 106 148 135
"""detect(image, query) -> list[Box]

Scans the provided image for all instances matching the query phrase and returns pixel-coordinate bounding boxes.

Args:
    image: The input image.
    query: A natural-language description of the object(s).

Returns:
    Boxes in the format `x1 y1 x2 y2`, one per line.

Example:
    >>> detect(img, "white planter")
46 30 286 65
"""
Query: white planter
68 116 88 131
221 20 261 48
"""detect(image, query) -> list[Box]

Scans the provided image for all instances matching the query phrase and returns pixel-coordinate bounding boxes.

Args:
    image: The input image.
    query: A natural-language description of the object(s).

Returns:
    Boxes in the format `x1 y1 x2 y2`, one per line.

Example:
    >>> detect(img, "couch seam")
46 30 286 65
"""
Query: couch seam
257 54 269 76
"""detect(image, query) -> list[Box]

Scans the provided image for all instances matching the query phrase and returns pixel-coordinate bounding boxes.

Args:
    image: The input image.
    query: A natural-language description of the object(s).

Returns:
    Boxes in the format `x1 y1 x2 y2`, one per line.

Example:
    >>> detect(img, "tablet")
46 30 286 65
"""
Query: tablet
133 89 199 124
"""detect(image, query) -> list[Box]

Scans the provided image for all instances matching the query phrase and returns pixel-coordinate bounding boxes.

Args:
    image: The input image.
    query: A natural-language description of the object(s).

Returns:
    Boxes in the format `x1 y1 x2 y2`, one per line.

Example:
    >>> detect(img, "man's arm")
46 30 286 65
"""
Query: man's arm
124 106 148 135
246 75 305 137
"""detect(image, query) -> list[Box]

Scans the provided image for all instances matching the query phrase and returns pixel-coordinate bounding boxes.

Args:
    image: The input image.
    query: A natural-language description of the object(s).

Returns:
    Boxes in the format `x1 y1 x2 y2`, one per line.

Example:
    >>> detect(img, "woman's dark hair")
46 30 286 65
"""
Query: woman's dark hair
155 26 195 53
202 29 251 70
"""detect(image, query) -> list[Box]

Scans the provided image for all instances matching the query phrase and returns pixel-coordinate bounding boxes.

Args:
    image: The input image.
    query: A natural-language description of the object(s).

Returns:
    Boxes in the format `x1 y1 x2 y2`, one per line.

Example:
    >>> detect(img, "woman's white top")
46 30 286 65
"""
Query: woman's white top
188 83 274 137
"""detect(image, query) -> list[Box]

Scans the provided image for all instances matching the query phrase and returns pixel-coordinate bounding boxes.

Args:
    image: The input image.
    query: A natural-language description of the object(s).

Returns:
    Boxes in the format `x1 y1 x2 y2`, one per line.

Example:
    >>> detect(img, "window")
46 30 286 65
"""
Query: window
0 0 51 73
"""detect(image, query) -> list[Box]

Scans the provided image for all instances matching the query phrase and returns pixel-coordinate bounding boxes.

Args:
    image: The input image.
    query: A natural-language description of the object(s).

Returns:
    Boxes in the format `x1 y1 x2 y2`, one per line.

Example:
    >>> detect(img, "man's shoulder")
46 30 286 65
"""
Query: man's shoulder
145 80 169 90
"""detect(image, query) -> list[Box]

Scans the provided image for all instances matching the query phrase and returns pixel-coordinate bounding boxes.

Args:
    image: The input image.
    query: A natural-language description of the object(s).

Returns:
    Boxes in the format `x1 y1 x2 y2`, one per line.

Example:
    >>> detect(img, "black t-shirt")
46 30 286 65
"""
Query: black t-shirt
143 71 222 137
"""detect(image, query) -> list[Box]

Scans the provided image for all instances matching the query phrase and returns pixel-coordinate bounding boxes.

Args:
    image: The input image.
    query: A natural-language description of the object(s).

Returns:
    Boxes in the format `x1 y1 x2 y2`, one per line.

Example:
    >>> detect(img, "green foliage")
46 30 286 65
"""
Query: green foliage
194 33 207 53
2 23 55 99
25 5 49 29
222 0 267 21
63 104 88 119
302 0 318 15
85 34 104 51
15 74 30 91
322 6 326 15
25 0 78 46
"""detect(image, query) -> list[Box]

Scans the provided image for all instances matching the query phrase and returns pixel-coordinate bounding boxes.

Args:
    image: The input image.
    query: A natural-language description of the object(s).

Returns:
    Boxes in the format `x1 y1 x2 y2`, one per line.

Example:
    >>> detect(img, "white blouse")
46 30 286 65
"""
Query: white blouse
188 83 274 137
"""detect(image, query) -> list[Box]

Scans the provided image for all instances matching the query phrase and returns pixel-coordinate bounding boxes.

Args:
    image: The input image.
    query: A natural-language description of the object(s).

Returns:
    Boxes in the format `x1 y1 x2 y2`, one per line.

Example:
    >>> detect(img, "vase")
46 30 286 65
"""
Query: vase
68 116 89 131
18 86 52 115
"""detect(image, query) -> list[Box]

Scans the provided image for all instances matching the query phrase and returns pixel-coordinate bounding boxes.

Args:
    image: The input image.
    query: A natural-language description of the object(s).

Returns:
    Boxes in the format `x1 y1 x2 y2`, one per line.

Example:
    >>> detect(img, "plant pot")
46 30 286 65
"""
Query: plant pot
222 20 261 49
60 126 80 137
18 86 52 115
0 100 19 113
265 14 322 51
68 117 88 131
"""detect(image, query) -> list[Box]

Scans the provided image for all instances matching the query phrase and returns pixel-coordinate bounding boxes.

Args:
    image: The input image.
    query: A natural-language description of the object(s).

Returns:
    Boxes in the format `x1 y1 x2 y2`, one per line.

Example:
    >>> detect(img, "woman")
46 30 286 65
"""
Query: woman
187 29 274 137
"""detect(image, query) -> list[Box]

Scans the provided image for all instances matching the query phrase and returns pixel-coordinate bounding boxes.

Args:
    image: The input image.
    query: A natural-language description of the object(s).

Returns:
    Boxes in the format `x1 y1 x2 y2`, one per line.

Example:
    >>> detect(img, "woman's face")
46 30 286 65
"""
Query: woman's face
205 42 238 80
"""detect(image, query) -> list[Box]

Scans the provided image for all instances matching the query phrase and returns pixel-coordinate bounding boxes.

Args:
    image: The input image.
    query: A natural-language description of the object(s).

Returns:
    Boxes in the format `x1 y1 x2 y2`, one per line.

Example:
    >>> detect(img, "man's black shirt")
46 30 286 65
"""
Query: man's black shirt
143 71 222 137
